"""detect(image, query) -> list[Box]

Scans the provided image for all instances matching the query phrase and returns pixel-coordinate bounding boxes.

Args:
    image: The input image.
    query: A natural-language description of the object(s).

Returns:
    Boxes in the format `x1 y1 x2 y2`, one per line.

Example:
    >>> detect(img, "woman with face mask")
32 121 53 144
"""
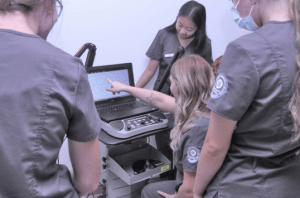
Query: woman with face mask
0 1 101 197
193 0 300 198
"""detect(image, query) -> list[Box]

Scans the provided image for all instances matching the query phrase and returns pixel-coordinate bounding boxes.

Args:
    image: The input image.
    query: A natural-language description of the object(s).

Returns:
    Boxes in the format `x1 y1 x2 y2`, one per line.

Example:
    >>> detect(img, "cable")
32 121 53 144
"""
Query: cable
147 136 150 144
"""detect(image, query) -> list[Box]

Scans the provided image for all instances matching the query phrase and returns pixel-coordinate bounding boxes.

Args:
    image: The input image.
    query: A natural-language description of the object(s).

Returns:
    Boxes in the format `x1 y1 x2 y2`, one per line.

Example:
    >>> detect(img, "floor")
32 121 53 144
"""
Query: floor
81 176 162 198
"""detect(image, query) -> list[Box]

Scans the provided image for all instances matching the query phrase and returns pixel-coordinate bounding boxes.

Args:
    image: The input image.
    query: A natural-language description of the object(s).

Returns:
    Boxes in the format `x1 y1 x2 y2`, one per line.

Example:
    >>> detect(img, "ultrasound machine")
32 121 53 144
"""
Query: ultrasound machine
75 43 183 198
87 63 169 139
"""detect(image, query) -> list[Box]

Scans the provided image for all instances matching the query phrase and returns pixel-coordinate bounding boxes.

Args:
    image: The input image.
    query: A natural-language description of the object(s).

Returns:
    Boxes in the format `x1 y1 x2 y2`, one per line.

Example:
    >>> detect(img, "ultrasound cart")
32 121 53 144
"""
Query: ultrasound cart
75 43 182 198
98 114 173 198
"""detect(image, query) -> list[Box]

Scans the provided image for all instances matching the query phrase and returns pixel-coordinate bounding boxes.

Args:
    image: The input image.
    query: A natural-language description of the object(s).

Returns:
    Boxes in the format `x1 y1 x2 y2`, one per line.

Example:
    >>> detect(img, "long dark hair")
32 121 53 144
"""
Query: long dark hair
165 1 207 55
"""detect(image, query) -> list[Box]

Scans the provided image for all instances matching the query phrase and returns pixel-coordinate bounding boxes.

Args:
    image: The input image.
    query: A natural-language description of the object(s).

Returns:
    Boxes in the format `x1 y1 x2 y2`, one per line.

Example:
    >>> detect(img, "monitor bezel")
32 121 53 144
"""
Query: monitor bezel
86 63 135 105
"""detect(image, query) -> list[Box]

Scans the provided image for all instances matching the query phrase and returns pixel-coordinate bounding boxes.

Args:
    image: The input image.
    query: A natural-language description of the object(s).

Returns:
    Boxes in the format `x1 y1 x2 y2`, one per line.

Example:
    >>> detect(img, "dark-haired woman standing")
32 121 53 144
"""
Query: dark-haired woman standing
136 0 213 165
136 1 212 94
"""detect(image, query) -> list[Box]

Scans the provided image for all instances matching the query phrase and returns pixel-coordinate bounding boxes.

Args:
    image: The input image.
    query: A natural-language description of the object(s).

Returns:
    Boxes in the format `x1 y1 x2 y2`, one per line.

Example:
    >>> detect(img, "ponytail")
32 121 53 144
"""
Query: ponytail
0 0 45 11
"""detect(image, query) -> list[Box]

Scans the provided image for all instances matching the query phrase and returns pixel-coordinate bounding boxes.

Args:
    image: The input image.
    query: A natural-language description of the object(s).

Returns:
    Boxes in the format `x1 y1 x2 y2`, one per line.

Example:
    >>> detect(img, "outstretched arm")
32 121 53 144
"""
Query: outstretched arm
106 77 176 114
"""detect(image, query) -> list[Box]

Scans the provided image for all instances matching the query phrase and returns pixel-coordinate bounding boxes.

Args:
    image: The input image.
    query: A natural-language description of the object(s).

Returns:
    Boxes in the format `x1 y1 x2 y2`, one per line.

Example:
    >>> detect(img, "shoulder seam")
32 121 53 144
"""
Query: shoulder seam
72 62 82 116
255 29 290 155
30 46 56 197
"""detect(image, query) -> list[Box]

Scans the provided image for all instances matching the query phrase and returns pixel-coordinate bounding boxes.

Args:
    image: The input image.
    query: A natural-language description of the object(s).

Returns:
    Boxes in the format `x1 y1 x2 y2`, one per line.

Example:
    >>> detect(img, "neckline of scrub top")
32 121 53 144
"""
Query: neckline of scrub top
263 20 293 25
176 33 194 50
0 28 40 38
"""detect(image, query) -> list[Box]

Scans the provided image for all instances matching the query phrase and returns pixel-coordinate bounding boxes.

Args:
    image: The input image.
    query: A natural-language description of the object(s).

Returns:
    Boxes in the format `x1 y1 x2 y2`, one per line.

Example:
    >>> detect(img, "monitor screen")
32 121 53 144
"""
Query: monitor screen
88 69 130 101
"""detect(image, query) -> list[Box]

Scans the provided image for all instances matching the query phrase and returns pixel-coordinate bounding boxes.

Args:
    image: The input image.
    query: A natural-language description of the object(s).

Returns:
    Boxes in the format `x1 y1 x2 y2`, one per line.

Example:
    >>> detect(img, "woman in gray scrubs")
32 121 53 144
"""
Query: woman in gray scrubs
136 1 212 94
106 55 214 198
0 1 101 197
136 1 213 168
193 0 300 198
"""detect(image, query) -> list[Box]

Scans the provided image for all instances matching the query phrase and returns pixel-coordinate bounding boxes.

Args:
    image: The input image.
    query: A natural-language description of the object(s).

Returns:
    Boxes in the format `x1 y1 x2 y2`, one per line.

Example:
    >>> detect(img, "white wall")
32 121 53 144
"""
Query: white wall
49 0 249 170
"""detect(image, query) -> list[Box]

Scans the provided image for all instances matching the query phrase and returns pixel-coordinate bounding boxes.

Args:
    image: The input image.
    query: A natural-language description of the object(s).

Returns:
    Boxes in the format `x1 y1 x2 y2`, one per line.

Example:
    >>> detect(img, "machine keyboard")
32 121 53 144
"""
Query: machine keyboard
101 111 169 139
97 101 148 115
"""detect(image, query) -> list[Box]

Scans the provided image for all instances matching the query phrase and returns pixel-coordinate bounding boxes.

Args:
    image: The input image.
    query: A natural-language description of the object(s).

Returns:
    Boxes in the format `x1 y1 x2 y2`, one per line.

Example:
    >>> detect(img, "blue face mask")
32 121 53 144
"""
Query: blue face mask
232 0 260 31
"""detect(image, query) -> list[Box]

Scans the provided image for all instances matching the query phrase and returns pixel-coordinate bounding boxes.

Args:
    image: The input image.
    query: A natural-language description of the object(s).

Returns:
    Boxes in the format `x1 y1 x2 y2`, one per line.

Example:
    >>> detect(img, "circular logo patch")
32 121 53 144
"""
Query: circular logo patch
211 73 228 99
187 147 200 164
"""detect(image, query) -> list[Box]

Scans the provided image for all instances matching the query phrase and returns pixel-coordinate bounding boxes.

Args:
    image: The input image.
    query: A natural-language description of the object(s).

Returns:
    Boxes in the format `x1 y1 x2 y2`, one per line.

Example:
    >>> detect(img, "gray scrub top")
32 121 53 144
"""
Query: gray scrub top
173 116 209 192
146 29 213 94
0 29 101 198
205 21 300 198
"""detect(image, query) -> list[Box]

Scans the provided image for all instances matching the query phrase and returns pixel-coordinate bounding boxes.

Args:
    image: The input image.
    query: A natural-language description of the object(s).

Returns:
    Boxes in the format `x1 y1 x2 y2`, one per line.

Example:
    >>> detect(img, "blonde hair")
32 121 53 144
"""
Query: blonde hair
0 0 46 11
170 54 214 151
289 0 300 142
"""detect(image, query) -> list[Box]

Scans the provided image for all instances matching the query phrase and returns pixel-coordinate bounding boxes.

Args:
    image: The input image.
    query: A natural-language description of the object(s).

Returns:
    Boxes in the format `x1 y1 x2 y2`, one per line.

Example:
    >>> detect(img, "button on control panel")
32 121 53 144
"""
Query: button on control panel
124 114 164 131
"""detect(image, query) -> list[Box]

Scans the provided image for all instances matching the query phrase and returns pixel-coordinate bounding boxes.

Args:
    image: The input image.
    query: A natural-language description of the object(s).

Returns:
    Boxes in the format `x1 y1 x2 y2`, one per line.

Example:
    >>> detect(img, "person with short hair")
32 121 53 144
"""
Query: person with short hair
0 1 101 197
211 56 223 77
106 55 214 198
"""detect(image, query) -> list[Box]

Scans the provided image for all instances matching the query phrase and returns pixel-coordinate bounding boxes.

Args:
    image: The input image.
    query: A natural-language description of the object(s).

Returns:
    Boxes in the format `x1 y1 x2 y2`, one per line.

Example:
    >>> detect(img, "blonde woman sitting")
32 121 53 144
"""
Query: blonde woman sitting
106 55 214 198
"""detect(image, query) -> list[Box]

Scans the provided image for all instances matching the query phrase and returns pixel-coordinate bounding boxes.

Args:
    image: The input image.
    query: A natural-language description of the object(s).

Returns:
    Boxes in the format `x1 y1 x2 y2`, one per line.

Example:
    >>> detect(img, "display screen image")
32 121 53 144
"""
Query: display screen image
88 69 130 101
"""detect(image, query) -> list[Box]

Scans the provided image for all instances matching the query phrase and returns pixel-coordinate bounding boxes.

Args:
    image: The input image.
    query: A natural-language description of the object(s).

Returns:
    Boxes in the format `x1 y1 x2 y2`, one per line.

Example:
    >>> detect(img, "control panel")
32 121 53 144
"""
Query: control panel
101 111 169 139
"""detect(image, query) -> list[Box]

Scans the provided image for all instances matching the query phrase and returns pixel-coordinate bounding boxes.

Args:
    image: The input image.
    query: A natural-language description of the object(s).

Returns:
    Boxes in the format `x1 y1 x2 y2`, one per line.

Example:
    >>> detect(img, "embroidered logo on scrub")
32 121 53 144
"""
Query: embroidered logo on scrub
211 73 228 99
187 147 200 163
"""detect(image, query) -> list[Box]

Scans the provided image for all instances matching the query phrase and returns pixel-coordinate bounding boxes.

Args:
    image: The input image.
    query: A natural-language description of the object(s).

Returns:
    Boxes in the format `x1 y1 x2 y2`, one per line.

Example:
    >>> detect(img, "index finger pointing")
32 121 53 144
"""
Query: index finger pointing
106 77 113 84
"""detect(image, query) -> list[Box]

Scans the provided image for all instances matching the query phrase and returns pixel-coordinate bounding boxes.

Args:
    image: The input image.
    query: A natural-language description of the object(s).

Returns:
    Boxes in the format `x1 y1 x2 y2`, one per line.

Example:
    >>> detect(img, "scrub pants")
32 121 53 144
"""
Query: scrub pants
141 180 176 198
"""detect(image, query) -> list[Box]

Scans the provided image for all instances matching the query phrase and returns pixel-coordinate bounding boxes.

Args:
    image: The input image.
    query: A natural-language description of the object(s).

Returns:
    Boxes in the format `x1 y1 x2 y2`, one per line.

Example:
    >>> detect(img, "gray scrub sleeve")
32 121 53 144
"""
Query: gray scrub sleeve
174 117 209 191
181 125 206 172
67 63 101 142
207 41 260 121
146 30 165 61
